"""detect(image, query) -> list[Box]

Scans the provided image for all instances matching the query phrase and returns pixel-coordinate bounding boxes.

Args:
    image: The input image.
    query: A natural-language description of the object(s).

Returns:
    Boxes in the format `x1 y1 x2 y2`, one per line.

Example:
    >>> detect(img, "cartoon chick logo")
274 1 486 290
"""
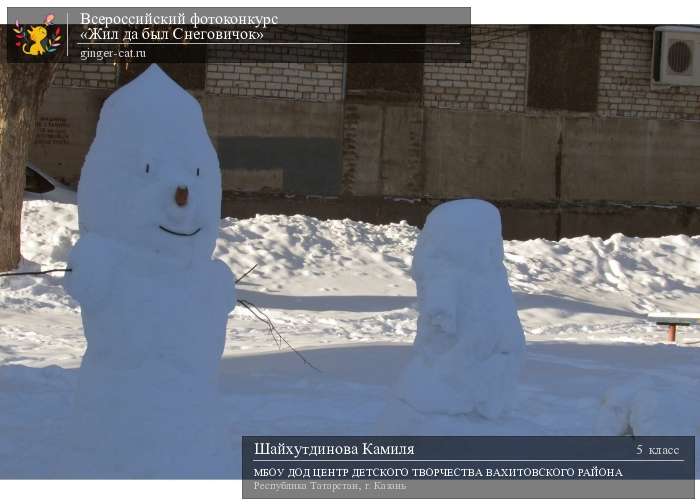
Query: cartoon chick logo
14 14 62 56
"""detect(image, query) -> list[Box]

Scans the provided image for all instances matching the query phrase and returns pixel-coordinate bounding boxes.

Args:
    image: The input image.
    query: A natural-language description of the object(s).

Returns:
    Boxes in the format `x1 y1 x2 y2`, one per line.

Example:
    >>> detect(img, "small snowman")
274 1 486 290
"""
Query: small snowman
395 199 525 419
63 65 236 477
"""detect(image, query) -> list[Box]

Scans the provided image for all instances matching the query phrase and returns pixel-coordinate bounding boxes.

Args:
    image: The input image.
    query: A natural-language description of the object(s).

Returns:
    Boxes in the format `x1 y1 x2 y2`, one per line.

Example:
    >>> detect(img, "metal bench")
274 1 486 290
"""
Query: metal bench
647 312 700 343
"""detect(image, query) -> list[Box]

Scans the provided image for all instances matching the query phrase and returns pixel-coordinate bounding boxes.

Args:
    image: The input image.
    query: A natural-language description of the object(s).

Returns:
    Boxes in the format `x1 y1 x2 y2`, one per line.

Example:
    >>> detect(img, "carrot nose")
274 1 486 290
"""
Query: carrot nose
175 186 189 207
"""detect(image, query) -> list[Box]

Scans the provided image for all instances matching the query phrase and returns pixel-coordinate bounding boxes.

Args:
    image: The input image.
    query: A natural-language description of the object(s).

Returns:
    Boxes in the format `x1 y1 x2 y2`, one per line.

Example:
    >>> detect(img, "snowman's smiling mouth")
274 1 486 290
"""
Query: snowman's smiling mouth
159 225 202 237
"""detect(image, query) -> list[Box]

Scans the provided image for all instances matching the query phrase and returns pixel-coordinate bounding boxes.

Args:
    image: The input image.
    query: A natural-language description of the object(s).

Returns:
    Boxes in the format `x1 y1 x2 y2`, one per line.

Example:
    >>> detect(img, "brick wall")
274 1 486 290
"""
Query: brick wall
205 62 343 101
422 26 528 112
52 63 117 88
205 25 344 102
598 26 700 120
47 26 700 119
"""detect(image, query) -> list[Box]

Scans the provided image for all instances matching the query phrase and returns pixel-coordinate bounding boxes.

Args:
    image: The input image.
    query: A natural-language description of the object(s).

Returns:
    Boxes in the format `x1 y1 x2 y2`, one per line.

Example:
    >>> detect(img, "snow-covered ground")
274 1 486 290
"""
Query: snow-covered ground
1 200 699 477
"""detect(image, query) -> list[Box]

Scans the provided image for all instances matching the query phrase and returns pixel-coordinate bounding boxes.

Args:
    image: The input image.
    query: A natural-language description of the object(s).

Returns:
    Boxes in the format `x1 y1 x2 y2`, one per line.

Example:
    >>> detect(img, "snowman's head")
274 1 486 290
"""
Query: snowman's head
412 199 505 282
77 65 221 267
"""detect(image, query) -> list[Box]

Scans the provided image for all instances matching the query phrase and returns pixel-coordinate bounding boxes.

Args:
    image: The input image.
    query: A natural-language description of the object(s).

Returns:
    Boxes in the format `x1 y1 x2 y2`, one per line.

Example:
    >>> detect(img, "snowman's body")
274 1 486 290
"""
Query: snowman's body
71 235 233 377
396 200 525 419
63 65 235 477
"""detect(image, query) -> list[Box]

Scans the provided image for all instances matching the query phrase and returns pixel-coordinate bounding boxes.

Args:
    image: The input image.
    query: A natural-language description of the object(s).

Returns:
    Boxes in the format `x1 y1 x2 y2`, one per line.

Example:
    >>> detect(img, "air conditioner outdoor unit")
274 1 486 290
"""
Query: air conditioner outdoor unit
652 26 700 86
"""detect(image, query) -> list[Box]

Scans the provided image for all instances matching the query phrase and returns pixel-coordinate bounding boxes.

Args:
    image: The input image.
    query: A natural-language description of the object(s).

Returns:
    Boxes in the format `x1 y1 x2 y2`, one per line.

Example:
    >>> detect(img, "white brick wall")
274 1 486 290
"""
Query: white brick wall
206 62 343 102
53 63 117 89
423 26 528 112
205 25 345 102
598 27 700 120
47 26 700 119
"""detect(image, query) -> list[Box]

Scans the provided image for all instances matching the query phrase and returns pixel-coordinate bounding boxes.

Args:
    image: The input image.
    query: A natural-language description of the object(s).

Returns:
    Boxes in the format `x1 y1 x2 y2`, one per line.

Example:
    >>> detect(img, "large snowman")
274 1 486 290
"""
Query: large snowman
63 65 236 477
395 200 525 420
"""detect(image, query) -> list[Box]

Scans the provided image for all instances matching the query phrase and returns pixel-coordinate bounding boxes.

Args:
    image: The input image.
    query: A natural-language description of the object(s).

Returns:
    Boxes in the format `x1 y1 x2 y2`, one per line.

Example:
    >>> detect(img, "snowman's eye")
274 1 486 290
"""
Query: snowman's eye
196 168 200 176
145 163 150 174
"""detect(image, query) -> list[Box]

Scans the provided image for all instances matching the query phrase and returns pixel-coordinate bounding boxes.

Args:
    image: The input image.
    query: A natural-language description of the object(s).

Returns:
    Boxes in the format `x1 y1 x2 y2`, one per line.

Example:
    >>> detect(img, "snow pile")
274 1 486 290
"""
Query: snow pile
216 214 417 294
4 201 700 357
395 200 525 418
507 233 700 312
594 377 700 437
10 203 700 320
20 201 78 267
61 65 236 477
